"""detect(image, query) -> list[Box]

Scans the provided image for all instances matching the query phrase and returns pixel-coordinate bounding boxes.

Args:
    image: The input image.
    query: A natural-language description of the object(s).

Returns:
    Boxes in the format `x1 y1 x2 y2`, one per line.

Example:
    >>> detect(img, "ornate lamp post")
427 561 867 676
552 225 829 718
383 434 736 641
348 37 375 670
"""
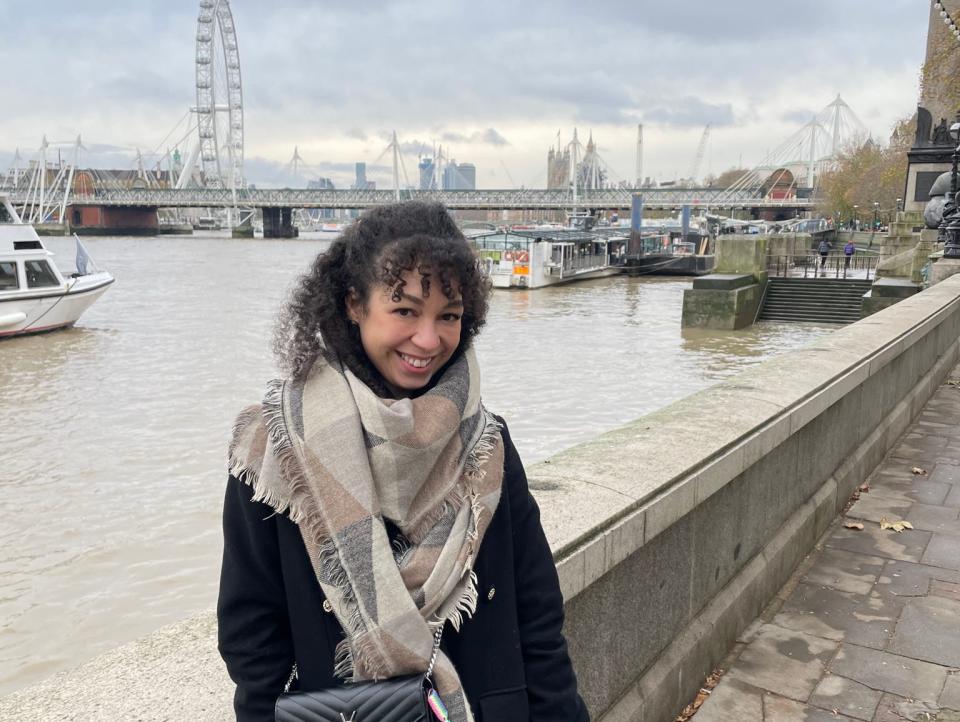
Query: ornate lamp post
873 201 880 230
853 204 859 230
942 116 960 258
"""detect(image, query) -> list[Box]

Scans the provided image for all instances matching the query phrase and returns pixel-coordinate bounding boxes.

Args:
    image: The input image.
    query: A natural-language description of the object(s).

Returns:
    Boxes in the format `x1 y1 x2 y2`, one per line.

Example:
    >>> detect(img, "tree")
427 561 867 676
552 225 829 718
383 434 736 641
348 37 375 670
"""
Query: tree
714 168 750 188
921 8 960 125
816 116 915 225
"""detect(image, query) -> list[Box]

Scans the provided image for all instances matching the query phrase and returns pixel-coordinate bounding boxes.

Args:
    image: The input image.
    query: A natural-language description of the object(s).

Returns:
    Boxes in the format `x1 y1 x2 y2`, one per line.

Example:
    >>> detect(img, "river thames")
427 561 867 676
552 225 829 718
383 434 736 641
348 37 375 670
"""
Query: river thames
0 233 832 694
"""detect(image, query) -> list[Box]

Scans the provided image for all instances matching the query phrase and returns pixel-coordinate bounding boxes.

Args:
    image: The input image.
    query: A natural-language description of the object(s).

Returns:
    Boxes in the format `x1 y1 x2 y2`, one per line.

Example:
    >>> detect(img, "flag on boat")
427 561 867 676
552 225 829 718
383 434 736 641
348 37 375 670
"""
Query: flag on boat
74 236 98 276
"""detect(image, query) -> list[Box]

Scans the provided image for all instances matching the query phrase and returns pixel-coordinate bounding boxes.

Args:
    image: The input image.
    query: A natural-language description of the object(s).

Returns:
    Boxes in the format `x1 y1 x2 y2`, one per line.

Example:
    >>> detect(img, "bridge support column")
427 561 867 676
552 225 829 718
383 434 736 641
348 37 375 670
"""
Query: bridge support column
261 207 299 239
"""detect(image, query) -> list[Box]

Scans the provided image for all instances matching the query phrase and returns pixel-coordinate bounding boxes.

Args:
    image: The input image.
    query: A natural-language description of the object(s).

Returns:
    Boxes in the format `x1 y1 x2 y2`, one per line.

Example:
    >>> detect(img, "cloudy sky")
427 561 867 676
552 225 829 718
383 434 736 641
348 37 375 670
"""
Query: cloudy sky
0 0 931 189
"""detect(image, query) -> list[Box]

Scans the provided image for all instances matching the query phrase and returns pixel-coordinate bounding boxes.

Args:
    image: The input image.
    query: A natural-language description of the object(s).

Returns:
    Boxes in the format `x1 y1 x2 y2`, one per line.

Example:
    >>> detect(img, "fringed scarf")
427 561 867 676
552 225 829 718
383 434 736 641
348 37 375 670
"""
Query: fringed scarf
229 347 504 722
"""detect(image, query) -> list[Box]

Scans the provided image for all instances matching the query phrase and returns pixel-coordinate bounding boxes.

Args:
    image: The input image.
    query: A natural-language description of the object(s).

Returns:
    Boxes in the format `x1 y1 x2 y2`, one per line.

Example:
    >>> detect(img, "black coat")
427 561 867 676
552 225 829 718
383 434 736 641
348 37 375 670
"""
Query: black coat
218 419 589 722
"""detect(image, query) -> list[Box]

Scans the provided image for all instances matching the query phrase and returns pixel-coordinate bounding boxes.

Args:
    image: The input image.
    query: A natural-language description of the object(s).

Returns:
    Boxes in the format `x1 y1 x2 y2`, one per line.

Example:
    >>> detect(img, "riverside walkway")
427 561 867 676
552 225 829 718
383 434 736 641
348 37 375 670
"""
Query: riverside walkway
694 372 960 722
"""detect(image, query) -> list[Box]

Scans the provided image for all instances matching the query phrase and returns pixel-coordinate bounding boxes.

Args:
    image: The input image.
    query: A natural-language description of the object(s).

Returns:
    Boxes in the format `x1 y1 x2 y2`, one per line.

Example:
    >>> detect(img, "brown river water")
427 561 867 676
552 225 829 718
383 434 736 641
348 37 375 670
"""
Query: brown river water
0 233 832 694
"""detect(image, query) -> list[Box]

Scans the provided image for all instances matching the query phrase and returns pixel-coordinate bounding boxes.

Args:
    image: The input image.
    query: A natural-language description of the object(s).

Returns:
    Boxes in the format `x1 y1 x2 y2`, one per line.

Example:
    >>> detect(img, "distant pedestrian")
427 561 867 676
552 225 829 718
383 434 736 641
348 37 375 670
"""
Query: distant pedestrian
818 239 831 269
844 240 856 270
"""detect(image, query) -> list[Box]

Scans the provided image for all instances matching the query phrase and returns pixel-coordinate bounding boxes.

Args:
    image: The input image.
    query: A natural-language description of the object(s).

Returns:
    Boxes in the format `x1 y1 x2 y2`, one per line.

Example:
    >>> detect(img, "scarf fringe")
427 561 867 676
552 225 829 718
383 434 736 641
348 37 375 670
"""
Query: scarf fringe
227 404 264 485
464 408 501 481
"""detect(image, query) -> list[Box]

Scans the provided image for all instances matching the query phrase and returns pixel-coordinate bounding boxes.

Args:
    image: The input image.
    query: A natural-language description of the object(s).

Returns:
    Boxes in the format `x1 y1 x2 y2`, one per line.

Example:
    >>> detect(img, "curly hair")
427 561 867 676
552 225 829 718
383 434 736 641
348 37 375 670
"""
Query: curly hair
273 201 491 393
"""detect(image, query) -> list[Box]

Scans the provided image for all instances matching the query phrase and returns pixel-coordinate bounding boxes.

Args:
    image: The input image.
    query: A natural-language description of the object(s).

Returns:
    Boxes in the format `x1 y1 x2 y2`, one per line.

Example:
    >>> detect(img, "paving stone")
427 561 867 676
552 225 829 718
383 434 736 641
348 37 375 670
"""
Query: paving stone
902 433 951 451
763 693 856 721
725 624 838 701
847 494 914 524
874 467 931 485
774 583 900 650
946 485 960 507
922 534 960 570
876 560 960 600
827 524 932 564
905 503 960 535
692 676 763 722
870 480 953 507
801 547 886 596
888 596 960 667
891 448 944 468
942 674 960 712
809 674 883 720
931 579 960 603
830 644 948 703
938 446 960 465
871 693 949 722
930 463 960 486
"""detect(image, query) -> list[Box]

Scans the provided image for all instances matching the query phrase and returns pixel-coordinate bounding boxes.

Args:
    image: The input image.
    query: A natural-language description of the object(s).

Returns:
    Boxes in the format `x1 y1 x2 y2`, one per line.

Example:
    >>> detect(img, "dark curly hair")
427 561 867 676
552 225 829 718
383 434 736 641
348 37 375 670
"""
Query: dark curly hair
273 201 491 393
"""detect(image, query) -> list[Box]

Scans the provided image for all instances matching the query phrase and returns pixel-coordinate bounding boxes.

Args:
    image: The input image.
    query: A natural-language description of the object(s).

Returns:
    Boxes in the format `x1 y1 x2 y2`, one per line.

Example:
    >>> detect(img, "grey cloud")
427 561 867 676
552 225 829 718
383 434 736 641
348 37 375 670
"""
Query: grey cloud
399 140 433 156
345 128 368 141
780 109 819 125
440 128 510 146
642 98 736 128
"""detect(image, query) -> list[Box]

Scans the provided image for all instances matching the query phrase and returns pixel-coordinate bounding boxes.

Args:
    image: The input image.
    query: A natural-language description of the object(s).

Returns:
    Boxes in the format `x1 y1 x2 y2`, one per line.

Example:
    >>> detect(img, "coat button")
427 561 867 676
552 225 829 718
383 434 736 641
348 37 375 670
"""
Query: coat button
323 599 334 613
487 586 496 601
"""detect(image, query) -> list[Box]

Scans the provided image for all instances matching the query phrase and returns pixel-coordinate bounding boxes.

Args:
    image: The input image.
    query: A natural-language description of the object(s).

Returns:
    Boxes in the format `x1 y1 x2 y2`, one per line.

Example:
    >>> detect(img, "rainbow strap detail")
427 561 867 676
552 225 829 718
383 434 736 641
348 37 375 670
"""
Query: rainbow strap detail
426 689 450 721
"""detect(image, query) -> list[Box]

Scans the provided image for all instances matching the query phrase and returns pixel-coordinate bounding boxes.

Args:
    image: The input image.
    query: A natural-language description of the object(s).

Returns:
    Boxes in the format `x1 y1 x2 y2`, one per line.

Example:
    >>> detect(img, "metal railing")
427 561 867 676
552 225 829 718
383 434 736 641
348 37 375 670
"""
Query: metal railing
767 253 878 280
3 186 819 211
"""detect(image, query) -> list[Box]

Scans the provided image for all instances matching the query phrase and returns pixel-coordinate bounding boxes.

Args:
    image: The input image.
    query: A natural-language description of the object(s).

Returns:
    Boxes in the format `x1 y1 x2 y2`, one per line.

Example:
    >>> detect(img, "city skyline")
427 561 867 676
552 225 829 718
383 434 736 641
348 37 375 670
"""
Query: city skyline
0 0 930 190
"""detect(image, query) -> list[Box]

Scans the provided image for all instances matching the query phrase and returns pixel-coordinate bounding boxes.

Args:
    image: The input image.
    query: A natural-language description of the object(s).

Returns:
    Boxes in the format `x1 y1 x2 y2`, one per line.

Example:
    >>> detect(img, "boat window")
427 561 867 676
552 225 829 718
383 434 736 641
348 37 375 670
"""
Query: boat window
0 262 18 290
25 260 59 288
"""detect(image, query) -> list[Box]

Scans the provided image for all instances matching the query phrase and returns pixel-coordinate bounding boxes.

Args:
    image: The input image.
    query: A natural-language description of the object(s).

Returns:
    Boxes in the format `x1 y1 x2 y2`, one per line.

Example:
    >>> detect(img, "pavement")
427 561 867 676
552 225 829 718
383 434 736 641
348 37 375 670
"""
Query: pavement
694 377 960 722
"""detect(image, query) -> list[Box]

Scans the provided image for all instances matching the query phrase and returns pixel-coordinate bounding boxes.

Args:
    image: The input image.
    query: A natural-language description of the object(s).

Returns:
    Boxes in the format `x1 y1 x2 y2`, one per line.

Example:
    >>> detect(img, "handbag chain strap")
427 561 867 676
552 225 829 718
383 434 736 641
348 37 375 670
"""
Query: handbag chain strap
282 623 444 694
425 624 444 679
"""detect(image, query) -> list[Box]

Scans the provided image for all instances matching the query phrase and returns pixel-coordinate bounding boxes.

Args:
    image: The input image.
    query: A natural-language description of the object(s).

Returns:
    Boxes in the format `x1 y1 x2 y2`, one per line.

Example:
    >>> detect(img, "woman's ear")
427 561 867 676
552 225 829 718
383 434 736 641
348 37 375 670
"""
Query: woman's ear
345 289 362 324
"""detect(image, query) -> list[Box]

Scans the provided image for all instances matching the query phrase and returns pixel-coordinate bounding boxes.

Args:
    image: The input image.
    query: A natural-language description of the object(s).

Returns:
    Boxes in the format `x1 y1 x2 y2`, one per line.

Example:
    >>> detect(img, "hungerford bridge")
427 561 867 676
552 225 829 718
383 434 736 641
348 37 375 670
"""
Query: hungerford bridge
33 186 816 212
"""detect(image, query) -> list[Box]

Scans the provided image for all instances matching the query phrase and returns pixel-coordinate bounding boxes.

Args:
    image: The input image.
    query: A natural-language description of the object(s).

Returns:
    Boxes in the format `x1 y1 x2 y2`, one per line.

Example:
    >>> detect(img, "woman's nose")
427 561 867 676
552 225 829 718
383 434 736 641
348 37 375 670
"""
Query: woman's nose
411 320 441 351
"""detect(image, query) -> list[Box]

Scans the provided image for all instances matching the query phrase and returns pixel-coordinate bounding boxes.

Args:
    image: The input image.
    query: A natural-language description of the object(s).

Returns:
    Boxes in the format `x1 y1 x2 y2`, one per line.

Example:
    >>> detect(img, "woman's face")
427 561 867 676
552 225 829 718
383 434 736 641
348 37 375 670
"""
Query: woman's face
347 268 463 397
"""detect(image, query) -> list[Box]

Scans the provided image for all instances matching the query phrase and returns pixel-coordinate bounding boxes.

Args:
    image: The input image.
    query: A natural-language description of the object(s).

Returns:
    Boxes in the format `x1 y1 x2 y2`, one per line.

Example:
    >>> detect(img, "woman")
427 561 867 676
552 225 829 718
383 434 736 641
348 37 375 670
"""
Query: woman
218 202 588 721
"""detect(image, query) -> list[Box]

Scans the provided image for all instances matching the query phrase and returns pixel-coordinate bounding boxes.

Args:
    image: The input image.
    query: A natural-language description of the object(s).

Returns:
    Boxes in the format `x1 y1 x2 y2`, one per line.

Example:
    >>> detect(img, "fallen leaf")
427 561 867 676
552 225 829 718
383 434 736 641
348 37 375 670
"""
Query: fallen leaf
880 516 912 533
912 466 927 475
844 521 865 530
858 484 870 493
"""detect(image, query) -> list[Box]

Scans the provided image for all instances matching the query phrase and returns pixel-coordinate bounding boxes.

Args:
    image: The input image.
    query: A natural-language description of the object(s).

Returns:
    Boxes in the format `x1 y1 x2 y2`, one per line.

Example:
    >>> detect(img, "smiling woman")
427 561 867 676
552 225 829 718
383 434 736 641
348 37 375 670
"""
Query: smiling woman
218 201 589 721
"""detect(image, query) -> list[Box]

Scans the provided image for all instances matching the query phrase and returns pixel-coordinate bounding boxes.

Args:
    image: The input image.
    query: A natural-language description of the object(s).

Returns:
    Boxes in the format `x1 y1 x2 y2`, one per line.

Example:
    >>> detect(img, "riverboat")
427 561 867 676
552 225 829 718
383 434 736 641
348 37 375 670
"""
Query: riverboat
0 194 114 338
470 229 627 289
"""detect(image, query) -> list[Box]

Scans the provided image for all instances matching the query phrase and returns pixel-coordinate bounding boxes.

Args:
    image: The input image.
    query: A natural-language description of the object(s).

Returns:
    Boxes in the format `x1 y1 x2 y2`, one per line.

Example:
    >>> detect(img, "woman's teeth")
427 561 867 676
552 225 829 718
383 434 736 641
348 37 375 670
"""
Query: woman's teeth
400 353 431 369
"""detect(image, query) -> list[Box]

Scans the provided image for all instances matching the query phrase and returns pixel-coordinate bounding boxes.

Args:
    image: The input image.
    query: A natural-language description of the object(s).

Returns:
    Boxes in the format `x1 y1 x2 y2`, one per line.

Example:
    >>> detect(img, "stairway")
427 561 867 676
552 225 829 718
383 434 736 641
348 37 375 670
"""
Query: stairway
758 277 872 324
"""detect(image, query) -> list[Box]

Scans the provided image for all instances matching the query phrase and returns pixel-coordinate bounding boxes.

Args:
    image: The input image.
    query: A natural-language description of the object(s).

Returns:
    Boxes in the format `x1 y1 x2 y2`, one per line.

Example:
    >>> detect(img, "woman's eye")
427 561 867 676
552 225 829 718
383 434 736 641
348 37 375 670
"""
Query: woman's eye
442 313 462 322
394 308 414 317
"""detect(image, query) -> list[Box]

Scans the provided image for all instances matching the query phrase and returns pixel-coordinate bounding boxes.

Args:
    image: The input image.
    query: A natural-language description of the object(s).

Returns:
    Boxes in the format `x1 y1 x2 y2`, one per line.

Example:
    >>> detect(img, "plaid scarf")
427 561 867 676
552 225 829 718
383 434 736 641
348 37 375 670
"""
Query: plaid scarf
229 347 504 721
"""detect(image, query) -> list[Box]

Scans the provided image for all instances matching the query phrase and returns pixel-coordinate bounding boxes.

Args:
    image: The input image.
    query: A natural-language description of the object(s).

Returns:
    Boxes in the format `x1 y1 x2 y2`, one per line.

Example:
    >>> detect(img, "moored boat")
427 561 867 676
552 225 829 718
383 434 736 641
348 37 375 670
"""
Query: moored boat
469 229 627 289
0 194 114 338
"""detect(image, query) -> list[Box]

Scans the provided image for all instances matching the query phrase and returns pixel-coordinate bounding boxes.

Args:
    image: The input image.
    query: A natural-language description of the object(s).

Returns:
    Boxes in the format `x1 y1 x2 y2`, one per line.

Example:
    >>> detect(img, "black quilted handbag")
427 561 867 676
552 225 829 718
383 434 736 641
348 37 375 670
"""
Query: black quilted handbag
276 628 446 722
276 674 432 721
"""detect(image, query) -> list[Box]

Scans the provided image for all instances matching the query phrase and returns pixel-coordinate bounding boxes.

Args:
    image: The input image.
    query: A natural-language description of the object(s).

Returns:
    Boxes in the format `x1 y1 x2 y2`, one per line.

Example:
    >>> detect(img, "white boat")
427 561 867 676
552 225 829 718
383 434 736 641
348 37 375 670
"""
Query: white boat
470 229 627 289
0 194 114 338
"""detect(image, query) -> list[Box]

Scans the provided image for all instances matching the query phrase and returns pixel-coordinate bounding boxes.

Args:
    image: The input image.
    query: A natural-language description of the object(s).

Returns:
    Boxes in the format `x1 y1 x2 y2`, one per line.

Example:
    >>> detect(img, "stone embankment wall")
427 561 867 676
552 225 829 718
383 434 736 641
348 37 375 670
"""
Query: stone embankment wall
5 276 960 721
